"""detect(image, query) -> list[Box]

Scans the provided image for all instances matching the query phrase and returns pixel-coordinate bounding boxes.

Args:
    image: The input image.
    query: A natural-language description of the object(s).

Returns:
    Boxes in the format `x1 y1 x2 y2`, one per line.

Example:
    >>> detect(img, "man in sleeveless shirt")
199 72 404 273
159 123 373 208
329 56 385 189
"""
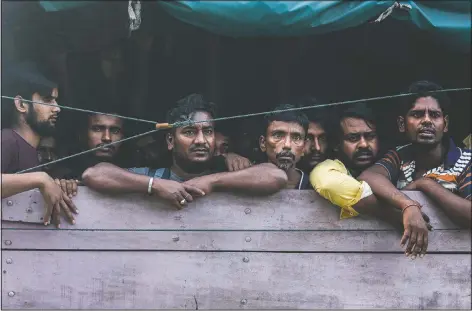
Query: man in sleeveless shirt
82 94 288 208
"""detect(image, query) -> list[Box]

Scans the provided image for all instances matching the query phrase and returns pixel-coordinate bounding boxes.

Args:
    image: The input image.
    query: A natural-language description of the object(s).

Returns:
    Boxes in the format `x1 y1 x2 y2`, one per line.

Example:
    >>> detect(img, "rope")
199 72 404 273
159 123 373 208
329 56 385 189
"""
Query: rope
4 86 470 174
17 129 159 174
0 96 157 124
172 87 472 127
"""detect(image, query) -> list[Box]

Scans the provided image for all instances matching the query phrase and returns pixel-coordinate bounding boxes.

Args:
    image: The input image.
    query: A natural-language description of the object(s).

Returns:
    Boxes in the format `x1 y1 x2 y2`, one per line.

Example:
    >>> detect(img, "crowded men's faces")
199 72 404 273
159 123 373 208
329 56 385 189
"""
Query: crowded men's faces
166 111 216 167
18 88 60 136
86 115 124 159
338 117 379 170
398 96 449 146
302 121 328 169
260 121 306 171
214 132 230 156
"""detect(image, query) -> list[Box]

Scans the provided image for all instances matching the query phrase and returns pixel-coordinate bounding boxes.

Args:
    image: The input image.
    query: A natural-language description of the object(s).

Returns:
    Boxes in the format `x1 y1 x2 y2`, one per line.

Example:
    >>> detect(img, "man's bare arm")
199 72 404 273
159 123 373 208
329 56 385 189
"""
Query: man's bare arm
406 178 471 228
185 163 288 195
2 172 50 198
82 163 151 194
359 165 416 210
82 163 206 208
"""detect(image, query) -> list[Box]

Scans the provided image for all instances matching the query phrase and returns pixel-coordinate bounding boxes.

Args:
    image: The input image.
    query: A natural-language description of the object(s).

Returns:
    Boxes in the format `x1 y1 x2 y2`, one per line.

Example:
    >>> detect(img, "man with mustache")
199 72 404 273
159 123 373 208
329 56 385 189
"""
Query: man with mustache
57 113 125 182
1 62 77 227
297 98 331 174
82 94 287 208
360 81 470 242
310 104 382 218
259 104 311 189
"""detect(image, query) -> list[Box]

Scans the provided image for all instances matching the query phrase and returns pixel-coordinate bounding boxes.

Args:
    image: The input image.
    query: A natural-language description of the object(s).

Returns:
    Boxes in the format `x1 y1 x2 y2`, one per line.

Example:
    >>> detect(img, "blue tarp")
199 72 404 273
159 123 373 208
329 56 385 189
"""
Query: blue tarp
39 1 471 52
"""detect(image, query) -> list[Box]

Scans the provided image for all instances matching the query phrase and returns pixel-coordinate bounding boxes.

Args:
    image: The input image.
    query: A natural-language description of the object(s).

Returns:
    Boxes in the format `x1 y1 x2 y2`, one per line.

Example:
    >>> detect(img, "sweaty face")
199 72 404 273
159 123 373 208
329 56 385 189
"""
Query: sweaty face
214 132 230 156
87 115 124 160
400 96 448 146
37 137 58 171
260 121 305 171
167 111 216 169
338 117 379 171
26 88 60 136
300 122 328 170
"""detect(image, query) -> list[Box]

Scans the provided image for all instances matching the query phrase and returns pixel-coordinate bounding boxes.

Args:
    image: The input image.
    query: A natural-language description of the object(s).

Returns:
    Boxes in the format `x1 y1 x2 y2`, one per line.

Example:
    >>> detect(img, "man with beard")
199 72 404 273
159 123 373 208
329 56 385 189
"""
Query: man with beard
360 81 470 249
1 63 61 174
82 93 287 208
59 113 125 180
310 104 382 218
297 98 331 174
259 104 311 189
1 62 77 227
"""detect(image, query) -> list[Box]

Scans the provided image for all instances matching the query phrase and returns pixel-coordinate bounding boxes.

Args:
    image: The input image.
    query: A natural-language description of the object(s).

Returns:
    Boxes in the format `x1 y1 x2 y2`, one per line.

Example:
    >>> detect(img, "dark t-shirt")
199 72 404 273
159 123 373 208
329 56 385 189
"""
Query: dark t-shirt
1 129 40 173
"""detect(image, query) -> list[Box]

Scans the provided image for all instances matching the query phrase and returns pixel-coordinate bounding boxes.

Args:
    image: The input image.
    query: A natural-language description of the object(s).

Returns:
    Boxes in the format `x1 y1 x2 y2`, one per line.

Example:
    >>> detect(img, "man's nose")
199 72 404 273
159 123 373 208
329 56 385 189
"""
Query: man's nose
358 137 368 148
283 136 293 149
313 138 321 151
194 130 206 144
102 130 112 142
422 112 432 124
51 99 61 113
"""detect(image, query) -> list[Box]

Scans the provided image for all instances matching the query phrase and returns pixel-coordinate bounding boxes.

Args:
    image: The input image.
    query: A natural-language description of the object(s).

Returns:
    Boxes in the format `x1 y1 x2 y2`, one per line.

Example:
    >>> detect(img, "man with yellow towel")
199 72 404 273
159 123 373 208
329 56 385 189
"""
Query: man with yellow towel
309 104 380 219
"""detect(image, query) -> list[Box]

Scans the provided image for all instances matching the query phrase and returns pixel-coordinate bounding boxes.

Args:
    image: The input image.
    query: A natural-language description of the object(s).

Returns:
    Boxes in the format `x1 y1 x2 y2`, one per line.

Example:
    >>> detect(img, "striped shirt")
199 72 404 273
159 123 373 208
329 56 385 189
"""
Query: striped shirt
375 139 471 200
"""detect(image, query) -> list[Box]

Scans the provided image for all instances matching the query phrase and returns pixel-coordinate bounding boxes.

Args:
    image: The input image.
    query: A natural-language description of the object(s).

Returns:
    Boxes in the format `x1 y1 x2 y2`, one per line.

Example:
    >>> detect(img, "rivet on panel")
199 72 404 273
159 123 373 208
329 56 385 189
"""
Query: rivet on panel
242 257 249 263
172 236 180 242
245 236 251 242
6 258 12 264
4 240 12 246
7 200 13 206
240 299 247 305
26 208 33 213
8 291 15 297
244 208 251 214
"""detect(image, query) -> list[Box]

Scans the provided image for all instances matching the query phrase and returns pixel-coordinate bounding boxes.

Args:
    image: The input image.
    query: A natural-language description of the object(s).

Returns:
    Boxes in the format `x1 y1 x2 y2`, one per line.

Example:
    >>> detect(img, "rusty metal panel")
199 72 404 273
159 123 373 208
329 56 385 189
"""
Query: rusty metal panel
1 229 470 252
0 188 461 230
2 251 470 309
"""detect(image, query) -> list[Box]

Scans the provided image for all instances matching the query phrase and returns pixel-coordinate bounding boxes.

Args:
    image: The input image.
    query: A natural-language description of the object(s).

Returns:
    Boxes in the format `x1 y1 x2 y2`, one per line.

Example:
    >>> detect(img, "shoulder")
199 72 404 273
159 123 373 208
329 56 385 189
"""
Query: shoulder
1 129 17 144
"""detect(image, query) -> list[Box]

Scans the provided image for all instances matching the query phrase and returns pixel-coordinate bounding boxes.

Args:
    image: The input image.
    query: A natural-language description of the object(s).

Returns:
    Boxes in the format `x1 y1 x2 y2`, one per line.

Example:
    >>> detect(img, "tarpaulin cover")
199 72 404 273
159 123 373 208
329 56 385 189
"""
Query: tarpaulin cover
39 1 471 51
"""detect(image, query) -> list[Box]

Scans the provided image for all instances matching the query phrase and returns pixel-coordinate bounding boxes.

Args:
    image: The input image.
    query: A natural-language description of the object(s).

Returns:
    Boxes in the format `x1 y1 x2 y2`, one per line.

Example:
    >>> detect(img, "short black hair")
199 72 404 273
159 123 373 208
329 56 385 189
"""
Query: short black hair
297 96 330 132
400 80 451 117
333 103 377 143
264 103 309 135
1 62 57 127
166 93 217 127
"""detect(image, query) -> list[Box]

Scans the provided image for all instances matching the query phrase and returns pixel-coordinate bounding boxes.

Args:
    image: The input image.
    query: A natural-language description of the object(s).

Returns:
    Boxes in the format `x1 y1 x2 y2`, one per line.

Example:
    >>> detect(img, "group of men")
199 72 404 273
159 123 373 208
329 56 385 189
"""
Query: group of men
2 63 471 260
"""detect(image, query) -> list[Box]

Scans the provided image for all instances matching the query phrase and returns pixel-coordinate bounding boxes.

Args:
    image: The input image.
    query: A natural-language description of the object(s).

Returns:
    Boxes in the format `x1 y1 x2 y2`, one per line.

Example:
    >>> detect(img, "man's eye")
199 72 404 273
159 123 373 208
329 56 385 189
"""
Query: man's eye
411 112 422 118
203 129 213 135
183 130 195 136
91 126 101 132
306 136 314 142
430 112 441 118
292 135 302 141
365 133 377 140
273 132 284 139
111 128 121 134
347 136 359 142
